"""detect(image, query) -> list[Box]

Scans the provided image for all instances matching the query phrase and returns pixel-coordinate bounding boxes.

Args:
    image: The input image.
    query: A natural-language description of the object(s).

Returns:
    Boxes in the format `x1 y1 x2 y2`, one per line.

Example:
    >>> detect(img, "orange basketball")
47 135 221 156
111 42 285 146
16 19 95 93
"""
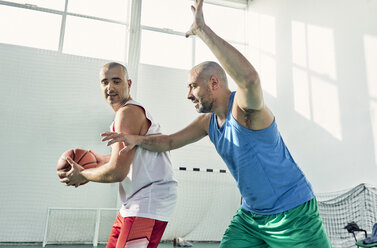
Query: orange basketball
57 148 97 185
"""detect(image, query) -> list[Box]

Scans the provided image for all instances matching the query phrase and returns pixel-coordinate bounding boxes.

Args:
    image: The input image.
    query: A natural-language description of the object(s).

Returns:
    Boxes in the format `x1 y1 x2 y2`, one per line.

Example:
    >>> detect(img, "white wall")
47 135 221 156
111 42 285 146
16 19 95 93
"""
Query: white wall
0 44 118 241
247 0 377 192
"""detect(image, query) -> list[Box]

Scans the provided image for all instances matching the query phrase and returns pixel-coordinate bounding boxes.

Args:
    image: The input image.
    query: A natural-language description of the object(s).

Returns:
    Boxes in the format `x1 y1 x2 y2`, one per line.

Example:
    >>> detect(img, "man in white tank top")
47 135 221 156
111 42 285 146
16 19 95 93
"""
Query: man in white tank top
58 62 177 248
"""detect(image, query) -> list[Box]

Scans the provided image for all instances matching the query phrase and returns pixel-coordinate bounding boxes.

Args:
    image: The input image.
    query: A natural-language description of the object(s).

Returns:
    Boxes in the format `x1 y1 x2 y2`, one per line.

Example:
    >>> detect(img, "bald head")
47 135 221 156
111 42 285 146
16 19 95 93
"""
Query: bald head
190 61 228 88
102 62 129 80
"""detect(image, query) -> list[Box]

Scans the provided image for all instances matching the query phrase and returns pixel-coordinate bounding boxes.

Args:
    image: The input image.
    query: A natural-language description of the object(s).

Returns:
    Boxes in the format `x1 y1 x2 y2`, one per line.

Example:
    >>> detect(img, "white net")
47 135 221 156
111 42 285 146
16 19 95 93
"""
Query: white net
43 168 240 245
317 183 377 248
43 208 118 246
162 167 240 241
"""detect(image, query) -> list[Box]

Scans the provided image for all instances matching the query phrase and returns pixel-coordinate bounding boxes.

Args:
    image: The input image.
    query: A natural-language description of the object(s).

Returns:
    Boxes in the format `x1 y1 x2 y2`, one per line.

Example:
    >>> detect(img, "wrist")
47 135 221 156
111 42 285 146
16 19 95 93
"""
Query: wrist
137 136 145 146
196 24 210 38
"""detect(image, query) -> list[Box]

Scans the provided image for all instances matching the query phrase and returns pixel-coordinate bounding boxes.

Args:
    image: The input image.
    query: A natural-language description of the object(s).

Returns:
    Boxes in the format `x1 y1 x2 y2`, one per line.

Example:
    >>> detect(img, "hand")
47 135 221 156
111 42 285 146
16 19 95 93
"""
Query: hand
57 157 86 187
101 131 138 155
185 0 205 38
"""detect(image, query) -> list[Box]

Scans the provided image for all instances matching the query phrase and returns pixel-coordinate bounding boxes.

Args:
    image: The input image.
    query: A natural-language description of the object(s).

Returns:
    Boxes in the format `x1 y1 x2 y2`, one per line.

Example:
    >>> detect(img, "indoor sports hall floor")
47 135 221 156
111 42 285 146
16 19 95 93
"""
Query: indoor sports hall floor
4 242 220 248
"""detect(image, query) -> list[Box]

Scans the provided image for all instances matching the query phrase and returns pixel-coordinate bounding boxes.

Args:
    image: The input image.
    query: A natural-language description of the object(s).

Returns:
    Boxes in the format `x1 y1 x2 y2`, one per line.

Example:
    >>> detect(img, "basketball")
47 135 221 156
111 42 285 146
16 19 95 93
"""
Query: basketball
57 148 98 185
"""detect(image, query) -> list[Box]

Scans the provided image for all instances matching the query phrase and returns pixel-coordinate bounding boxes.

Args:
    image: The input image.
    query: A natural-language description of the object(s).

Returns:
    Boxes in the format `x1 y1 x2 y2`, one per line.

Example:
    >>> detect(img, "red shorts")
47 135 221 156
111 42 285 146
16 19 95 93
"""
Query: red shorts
106 213 168 248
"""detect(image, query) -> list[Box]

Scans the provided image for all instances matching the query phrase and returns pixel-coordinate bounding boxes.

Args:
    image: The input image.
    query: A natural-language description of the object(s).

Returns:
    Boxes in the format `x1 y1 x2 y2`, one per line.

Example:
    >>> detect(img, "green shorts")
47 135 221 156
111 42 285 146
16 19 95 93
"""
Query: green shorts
220 198 332 248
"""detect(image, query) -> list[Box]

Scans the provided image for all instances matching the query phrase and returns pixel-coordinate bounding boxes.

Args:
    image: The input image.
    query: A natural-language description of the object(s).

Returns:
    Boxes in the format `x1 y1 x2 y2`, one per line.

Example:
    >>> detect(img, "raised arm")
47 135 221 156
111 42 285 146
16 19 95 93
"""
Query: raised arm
101 114 210 154
186 0 263 111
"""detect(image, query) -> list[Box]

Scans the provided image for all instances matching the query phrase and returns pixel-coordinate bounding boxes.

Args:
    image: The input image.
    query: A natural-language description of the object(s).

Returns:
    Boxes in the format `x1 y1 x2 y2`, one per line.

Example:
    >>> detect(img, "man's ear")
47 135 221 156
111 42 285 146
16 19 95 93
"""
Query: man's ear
128 79 132 88
210 76 220 90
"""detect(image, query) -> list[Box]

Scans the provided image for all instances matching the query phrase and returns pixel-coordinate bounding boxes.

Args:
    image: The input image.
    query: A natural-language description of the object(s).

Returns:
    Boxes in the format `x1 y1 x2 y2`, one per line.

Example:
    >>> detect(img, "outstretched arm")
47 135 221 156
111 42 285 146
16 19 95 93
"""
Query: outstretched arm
186 0 264 112
101 114 210 154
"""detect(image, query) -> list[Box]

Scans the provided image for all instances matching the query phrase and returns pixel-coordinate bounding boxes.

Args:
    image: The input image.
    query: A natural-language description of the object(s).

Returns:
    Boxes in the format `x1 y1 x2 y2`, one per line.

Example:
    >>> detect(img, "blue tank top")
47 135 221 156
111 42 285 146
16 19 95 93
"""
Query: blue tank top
208 92 314 215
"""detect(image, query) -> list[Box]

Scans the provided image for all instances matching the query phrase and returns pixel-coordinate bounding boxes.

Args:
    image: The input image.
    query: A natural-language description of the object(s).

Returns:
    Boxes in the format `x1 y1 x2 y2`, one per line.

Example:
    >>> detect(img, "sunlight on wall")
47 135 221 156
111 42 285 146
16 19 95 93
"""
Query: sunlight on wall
364 35 377 99
291 20 342 140
260 54 277 97
307 25 337 81
291 21 307 67
248 12 277 97
259 14 276 55
292 67 311 120
311 76 342 140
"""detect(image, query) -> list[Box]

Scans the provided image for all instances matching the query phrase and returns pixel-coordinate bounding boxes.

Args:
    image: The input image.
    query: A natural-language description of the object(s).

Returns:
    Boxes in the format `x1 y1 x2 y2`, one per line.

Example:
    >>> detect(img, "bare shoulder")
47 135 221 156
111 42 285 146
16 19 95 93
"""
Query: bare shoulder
195 113 211 134
114 104 149 134
114 104 148 125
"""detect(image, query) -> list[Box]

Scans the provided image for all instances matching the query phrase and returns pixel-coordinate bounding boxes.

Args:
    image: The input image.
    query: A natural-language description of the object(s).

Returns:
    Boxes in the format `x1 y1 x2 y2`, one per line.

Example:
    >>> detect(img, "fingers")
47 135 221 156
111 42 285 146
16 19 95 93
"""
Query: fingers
59 177 69 184
101 131 117 138
66 156 74 164
57 170 67 178
65 157 76 171
101 131 114 136
191 5 195 13
59 177 74 187
119 146 132 155
106 136 126 146
101 132 120 142
100 132 126 146
185 30 193 38
58 158 82 187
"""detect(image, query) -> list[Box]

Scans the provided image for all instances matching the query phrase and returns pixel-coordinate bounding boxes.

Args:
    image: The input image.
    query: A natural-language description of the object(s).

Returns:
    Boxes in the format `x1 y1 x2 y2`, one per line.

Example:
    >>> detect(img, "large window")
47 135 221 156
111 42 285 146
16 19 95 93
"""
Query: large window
0 0 130 61
0 5 61 50
0 0 247 68
63 16 127 61
67 0 129 22
139 0 248 71
140 30 192 70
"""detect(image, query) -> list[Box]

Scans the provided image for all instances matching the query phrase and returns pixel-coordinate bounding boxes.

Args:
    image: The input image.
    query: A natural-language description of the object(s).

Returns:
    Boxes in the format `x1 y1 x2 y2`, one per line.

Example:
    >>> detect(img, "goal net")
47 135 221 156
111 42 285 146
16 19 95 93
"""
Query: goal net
317 183 377 248
43 167 241 246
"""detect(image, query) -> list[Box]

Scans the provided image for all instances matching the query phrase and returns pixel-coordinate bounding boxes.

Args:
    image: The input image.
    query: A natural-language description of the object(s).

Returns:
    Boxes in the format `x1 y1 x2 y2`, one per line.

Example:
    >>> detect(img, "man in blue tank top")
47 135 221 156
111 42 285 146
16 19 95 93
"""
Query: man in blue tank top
101 0 331 247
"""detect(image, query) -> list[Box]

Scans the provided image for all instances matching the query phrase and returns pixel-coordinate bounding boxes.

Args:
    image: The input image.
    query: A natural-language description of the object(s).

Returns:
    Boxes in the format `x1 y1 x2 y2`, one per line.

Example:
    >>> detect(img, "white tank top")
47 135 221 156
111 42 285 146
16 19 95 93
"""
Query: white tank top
111 100 177 221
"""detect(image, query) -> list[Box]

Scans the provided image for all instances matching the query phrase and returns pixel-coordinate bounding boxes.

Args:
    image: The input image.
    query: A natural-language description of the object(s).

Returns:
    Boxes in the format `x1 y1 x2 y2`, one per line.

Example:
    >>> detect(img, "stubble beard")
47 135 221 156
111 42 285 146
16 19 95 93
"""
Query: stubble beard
196 97 213 113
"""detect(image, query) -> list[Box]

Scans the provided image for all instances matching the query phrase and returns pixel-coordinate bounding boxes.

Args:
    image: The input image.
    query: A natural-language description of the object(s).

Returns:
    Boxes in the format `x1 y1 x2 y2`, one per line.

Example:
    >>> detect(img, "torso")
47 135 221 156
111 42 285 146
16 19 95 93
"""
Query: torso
207 92 314 215
113 100 177 221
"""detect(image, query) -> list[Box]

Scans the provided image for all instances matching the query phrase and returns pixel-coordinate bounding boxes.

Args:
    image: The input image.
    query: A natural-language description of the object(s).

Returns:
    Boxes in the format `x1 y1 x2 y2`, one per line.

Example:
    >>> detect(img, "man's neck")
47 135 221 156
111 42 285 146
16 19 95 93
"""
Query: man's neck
111 97 131 113
213 90 232 121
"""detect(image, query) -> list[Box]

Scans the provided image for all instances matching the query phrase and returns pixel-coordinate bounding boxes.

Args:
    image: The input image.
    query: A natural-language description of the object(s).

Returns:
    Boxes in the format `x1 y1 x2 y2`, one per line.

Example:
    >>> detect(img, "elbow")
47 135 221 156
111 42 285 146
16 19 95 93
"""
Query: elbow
113 169 129 182
247 72 260 86
105 164 129 183
238 73 260 90
165 135 180 151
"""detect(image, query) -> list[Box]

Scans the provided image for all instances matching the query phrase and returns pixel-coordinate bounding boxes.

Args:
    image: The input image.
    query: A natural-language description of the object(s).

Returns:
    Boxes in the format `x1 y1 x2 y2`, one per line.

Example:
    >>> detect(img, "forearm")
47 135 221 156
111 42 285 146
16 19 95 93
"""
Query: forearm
139 134 176 152
81 162 126 183
197 25 259 86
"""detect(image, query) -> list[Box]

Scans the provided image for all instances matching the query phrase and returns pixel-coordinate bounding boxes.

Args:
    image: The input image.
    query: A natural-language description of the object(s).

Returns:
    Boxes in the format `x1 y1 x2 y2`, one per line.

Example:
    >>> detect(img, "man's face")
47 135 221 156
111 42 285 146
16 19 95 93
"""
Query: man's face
187 71 213 113
99 66 131 106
